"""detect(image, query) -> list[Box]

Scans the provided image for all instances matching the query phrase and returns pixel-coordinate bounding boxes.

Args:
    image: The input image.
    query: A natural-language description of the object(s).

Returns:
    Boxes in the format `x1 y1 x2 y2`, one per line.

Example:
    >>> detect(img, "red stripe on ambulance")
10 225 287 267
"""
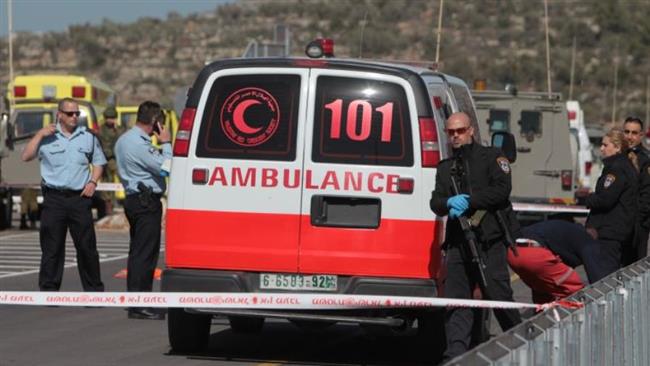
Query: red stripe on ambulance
166 209 443 279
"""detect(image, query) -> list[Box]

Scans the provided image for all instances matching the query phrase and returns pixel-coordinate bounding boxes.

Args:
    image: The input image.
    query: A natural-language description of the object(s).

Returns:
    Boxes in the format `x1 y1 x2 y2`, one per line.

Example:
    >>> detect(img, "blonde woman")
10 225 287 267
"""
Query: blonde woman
585 128 638 275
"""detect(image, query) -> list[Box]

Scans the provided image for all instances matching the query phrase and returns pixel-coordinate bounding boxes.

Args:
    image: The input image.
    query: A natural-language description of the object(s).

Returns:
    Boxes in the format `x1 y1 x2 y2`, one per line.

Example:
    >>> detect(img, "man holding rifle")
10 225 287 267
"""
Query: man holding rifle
430 112 522 360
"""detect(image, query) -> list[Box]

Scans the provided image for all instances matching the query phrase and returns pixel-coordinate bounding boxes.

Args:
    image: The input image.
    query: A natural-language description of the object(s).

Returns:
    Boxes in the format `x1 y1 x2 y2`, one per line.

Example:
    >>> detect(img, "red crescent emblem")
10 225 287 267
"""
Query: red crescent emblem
220 87 281 147
232 99 263 134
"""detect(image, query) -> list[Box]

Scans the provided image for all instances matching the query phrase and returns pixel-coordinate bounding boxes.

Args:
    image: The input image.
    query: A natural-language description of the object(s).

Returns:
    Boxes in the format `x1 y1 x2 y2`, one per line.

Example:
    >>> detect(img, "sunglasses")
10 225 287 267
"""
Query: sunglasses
624 129 640 135
446 126 470 136
59 110 81 117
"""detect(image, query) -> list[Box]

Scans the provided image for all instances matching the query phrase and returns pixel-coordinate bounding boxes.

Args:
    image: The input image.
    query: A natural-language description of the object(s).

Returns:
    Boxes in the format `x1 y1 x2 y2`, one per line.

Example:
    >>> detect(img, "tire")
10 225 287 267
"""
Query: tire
228 316 265 333
417 309 446 361
168 308 211 353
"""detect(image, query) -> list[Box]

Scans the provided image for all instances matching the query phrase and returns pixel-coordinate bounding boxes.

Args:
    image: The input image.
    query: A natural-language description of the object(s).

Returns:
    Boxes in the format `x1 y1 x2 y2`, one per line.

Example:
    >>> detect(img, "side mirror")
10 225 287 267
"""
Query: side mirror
492 131 517 163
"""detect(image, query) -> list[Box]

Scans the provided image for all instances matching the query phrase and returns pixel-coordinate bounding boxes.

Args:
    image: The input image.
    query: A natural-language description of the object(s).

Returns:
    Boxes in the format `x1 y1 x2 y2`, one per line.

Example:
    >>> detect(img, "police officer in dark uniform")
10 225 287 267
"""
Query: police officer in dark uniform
21 98 106 292
115 101 171 320
586 127 638 274
623 117 650 262
430 112 521 360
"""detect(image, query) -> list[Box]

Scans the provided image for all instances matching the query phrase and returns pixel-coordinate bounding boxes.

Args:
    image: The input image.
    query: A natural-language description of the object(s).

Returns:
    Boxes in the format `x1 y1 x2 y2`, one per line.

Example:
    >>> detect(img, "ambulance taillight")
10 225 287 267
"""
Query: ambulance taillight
568 110 576 121
173 108 197 157
561 170 573 191
72 86 85 98
14 86 26 97
419 117 440 168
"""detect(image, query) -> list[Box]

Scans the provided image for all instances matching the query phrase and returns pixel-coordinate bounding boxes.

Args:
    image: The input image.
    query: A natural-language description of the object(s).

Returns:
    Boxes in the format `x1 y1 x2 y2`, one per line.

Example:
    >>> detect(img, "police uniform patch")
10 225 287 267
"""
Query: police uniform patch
497 157 511 174
604 174 616 188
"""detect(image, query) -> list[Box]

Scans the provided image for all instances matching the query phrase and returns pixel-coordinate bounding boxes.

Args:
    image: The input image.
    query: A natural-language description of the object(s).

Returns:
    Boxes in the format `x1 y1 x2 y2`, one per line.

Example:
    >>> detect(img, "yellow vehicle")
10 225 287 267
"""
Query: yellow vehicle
8 74 116 134
116 105 178 146
1 74 117 226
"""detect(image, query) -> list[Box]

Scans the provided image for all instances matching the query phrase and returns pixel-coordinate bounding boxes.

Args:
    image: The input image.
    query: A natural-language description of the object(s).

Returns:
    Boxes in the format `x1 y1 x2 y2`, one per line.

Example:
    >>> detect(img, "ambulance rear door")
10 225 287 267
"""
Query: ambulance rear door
298 68 435 279
166 68 309 273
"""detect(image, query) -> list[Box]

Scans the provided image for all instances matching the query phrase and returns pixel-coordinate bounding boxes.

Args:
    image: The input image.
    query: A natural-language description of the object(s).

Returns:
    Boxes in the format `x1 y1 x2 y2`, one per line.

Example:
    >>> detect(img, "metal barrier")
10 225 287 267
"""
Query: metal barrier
447 257 650 365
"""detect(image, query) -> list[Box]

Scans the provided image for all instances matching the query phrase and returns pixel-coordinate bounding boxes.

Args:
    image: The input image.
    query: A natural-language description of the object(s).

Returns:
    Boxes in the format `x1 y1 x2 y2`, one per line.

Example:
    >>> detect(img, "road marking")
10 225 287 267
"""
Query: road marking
0 230 151 279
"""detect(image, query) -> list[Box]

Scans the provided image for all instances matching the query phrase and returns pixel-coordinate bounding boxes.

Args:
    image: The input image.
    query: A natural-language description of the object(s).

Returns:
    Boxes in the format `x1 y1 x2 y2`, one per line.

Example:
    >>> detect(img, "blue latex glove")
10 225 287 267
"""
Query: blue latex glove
449 207 462 219
447 194 470 212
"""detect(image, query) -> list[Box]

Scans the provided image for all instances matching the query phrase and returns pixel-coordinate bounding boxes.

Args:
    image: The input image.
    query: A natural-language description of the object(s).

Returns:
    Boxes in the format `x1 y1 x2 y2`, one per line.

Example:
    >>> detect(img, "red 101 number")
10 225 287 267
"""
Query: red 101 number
324 99 394 142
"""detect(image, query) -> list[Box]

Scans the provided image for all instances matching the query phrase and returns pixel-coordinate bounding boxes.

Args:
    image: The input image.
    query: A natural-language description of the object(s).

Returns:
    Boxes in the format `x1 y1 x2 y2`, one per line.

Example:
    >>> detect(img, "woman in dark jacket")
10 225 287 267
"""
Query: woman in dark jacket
586 128 638 275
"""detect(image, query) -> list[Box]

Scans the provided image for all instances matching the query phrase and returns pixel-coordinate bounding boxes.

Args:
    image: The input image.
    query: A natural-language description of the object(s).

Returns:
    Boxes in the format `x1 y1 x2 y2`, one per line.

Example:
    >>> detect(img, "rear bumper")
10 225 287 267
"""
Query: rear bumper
162 268 437 296
161 268 438 324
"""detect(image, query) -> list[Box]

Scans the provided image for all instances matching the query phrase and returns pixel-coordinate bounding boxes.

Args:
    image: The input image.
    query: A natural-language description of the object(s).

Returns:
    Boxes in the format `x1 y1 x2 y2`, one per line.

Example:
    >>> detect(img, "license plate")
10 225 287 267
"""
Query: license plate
260 273 337 291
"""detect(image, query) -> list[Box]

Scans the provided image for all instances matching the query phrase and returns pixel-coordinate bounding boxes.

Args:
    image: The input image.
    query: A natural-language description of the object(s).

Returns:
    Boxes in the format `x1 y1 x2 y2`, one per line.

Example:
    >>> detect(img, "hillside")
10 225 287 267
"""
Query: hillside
1 0 649 126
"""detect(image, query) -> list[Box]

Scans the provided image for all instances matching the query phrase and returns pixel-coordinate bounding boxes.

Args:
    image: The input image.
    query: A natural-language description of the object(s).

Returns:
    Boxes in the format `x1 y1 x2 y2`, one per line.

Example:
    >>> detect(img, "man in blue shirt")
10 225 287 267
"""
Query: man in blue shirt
115 101 172 320
22 97 106 292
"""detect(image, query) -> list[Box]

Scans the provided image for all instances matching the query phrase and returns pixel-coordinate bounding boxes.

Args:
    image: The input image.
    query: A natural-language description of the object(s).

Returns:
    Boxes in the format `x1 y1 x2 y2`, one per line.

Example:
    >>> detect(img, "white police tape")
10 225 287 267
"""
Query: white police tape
512 202 589 214
0 291 582 313
96 182 124 192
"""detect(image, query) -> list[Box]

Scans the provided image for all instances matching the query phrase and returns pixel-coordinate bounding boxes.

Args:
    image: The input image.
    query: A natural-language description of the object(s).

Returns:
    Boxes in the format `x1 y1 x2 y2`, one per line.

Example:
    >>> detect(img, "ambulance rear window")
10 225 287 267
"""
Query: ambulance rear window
312 76 413 167
13 111 53 139
195 74 300 161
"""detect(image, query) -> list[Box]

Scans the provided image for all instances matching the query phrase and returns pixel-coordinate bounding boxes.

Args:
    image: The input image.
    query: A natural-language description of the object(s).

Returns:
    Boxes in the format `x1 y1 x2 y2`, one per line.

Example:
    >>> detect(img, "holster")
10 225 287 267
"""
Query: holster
136 182 153 208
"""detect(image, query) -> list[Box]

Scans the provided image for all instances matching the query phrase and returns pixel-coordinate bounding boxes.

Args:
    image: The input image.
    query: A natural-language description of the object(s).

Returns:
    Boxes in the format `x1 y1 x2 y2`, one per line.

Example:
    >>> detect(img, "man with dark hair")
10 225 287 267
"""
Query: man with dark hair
115 101 171 320
623 116 650 263
22 97 106 292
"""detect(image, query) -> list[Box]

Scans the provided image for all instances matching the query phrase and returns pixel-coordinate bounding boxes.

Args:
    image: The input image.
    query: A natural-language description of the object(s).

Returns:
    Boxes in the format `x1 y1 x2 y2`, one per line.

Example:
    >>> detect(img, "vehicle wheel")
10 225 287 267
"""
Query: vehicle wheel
168 308 211 353
0 191 12 230
417 310 446 362
228 316 265 333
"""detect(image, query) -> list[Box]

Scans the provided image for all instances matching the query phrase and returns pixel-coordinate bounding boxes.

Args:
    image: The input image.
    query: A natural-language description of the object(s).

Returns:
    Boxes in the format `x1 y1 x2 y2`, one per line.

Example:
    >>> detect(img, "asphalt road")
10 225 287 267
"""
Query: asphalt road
0 227 559 366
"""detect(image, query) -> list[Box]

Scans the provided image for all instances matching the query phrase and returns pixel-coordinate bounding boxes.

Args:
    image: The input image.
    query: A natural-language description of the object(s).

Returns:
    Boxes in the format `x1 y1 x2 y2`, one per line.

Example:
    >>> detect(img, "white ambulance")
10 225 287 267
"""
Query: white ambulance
162 40 490 354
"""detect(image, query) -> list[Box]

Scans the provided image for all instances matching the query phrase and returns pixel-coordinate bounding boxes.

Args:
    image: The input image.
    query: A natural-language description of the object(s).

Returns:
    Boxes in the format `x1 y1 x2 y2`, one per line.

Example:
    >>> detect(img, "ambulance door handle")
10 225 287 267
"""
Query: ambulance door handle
517 147 531 153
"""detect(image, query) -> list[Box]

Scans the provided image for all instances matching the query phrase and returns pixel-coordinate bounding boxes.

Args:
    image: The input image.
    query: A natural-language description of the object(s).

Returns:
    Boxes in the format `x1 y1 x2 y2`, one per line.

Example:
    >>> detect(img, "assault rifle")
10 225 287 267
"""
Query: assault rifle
450 157 490 298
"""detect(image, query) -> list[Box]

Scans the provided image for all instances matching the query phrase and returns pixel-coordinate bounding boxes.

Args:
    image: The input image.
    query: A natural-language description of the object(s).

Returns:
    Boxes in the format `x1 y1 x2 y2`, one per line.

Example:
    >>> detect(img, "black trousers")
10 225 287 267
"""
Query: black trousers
124 194 162 292
599 239 622 275
39 189 104 291
442 240 522 360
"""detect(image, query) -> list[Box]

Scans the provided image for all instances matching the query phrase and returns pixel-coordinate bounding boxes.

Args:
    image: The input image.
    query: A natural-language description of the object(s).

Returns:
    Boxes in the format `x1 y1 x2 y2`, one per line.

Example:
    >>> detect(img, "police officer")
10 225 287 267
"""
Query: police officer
98 105 125 214
430 112 521 360
586 127 638 274
21 97 106 292
115 101 171 320
508 220 610 304
623 116 650 262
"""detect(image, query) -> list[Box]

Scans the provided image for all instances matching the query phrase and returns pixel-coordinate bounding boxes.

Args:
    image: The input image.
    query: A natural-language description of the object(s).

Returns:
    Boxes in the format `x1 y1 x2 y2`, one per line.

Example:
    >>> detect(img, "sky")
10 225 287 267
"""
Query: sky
0 0 232 37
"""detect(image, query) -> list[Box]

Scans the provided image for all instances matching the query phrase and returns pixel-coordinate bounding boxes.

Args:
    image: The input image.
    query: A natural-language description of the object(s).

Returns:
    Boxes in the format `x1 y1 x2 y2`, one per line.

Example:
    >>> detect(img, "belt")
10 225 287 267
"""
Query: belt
126 192 163 199
42 186 83 196
515 239 544 248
